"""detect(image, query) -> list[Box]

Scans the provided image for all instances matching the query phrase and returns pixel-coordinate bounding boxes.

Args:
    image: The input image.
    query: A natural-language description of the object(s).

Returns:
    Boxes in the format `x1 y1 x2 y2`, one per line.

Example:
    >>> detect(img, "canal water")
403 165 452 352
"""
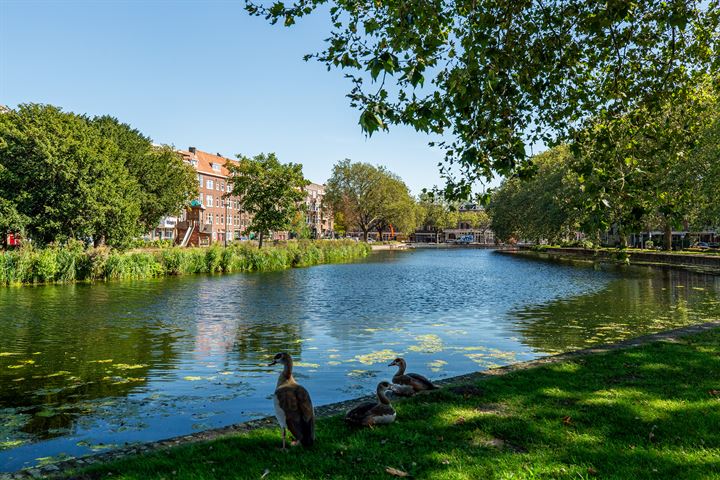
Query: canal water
1 249 719 470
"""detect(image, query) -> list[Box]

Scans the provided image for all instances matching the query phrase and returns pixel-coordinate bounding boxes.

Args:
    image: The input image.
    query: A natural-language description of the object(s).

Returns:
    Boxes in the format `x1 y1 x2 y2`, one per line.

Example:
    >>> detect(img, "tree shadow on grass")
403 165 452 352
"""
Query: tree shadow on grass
74 332 720 480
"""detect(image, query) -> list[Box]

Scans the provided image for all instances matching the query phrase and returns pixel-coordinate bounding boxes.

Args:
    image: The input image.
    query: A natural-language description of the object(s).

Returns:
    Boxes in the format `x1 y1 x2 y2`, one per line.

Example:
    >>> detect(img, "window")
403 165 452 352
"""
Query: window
207 179 214 190
197 174 203 187
212 163 221 172
220 182 225 192
221 215 225 225
208 214 213 224
216 198 220 207
206 195 213 207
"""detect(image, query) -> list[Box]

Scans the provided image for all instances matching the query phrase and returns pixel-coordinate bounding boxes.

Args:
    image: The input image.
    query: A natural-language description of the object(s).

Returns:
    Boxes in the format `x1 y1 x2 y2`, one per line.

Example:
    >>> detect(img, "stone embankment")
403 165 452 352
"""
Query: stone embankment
502 247 720 274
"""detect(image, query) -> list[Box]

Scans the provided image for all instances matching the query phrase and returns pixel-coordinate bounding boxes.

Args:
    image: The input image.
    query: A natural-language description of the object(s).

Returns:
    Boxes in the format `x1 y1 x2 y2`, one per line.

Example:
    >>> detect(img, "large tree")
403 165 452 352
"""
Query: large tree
247 1 719 198
0 104 140 246
324 159 415 241
489 146 583 244
571 82 719 248
226 153 309 248
92 116 198 234
0 104 198 248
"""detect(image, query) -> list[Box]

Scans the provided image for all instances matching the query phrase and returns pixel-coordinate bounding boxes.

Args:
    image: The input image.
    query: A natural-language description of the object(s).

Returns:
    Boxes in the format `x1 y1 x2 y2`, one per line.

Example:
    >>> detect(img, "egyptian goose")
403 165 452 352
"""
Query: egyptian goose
269 352 315 448
389 357 438 395
345 381 396 427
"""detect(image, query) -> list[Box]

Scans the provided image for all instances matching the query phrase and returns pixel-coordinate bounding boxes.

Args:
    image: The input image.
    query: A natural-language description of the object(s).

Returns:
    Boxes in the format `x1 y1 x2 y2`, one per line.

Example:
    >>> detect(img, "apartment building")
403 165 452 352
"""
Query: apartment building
305 182 334 238
176 147 251 245
150 147 334 246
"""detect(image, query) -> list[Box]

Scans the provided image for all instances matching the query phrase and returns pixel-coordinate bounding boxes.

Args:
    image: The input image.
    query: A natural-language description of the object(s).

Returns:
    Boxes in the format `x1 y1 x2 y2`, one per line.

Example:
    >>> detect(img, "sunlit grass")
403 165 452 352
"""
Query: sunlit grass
68 329 720 479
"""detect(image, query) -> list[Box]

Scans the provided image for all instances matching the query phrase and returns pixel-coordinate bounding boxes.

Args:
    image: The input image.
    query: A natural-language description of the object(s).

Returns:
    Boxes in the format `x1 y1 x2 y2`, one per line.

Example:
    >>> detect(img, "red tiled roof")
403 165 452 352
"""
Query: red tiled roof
178 148 238 178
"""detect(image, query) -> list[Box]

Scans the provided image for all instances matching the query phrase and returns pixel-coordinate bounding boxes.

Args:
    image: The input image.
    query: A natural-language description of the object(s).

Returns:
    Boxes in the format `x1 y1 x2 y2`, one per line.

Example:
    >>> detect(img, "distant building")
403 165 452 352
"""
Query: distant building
304 183 334 238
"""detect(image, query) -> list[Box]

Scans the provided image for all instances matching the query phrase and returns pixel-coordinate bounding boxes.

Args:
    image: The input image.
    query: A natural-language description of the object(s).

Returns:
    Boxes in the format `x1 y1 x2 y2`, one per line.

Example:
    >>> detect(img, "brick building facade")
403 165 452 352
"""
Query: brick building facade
150 147 334 246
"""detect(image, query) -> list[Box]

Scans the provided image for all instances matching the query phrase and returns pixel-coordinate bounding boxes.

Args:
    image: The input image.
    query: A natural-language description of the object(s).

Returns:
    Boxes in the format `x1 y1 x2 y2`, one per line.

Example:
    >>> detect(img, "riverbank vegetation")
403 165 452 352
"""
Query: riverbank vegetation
0 104 198 249
73 328 720 479
489 85 720 249
0 240 371 286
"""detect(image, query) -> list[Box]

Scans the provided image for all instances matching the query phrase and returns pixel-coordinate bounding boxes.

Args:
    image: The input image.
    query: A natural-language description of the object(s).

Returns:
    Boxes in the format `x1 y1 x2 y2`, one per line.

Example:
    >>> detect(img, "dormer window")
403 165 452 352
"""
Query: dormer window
212 163 221 172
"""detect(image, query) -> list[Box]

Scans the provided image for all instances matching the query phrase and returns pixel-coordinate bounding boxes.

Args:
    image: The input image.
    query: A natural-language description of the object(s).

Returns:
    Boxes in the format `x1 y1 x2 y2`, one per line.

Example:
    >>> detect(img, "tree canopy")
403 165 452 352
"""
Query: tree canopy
324 159 417 241
0 104 197 248
489 145 582 244
226 153 309 248
247 0 720 199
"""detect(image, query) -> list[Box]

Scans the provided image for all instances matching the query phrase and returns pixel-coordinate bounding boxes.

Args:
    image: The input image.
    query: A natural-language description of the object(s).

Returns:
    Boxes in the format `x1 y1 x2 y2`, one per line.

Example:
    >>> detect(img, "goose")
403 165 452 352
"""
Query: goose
269 352 315 448
345 381 396 427
389 357 438 395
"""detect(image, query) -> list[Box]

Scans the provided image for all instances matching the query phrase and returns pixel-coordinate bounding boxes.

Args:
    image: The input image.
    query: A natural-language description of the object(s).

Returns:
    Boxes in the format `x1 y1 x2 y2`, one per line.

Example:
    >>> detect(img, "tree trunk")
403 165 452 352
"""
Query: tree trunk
258 231 264 249
664 222 673 251
361 228 368 242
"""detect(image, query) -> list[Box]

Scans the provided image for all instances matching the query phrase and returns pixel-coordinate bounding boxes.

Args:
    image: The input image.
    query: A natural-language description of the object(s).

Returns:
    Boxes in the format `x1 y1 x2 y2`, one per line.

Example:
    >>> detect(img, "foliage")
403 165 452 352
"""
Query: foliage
0 104 196 248
226 153 309 248
79 329 720 479
571 82 720 248
489 146 583 243
246 0 720 199
416 192 456 231
0 240 370 286
290 210 312 239
324 159 417 240
92 116 198 233
0 197 28 247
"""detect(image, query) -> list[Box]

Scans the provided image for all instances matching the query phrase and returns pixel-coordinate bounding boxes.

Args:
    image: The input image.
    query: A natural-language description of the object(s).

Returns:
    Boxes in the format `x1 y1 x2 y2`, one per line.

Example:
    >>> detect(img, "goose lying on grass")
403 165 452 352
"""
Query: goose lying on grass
345 381 396 427
389 357 438 396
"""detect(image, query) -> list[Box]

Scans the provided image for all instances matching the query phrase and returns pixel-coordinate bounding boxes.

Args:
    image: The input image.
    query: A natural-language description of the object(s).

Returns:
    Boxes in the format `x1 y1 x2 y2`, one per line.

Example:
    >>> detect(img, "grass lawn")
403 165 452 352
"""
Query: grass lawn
73 329 720 480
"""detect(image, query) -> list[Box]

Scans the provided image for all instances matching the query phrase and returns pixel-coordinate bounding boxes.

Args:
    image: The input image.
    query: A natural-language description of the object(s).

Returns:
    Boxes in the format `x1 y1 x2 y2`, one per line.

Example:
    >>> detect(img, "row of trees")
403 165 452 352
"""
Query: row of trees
0 104 198 248
323 159 490 241
489 87 720 248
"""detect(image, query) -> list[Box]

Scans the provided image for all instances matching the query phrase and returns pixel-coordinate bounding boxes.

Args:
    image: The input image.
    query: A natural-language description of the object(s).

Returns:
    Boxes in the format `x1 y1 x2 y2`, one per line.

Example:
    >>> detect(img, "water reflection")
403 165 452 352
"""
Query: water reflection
512 266 720 353
0 249 718 471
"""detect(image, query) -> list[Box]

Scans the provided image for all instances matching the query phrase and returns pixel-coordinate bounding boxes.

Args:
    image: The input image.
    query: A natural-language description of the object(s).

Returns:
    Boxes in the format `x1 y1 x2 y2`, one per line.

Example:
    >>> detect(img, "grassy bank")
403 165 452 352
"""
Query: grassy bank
0 240 371 286
72 329 720 479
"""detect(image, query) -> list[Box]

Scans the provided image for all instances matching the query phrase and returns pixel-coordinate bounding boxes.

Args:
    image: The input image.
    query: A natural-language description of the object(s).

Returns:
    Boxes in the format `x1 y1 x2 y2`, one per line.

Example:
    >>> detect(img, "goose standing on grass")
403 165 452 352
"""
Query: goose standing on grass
389 357 438 395
269 352 315 449
345 381 396 427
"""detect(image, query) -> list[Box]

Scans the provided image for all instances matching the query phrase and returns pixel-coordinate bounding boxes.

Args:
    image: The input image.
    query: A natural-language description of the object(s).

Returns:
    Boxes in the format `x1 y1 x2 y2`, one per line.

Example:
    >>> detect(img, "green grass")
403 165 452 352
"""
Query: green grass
73 329 720 479
0 240 371 286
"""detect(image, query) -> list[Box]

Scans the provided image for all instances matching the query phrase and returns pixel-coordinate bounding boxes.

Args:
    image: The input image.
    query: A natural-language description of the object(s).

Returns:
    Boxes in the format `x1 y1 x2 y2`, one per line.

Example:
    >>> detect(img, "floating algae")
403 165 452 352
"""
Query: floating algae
354 349 401 365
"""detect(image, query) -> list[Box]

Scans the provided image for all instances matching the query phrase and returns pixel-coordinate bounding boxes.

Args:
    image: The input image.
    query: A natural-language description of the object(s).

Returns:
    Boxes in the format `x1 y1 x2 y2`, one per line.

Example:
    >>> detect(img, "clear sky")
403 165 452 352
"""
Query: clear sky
0 0 481 194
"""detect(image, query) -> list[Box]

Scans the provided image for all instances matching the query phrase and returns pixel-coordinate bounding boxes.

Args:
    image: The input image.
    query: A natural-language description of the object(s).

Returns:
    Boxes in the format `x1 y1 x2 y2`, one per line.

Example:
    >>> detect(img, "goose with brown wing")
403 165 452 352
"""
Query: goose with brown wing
269 352 315 449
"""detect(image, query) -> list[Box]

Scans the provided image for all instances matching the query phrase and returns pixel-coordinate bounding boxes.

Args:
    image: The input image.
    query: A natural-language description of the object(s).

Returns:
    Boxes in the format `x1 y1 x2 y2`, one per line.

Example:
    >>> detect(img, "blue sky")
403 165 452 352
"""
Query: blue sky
0 0 479 194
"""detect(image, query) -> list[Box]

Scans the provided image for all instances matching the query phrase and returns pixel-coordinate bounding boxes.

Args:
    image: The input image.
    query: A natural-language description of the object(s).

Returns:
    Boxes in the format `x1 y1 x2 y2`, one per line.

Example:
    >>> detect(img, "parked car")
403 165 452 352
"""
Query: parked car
688 242 710 251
